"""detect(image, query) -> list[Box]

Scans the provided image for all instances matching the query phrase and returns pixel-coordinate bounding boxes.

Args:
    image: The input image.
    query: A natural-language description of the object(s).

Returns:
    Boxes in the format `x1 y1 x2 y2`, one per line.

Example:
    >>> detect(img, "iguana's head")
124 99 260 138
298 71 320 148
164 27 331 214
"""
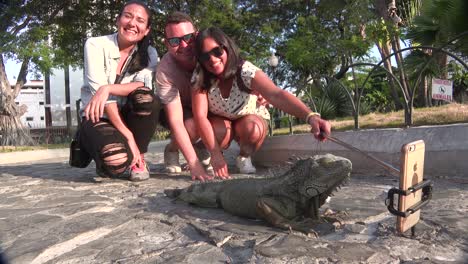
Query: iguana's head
294 154 352 198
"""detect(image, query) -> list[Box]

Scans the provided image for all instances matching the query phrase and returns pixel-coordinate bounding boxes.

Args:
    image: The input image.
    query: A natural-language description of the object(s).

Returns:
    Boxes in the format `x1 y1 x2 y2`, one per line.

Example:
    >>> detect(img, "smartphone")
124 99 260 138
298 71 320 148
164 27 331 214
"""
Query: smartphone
397 140 425 233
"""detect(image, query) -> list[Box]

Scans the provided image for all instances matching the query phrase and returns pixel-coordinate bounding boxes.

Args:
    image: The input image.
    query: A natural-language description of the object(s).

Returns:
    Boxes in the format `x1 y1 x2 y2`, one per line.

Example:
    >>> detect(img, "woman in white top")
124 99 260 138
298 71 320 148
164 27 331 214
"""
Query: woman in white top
79 0 159 181
191 27 331 178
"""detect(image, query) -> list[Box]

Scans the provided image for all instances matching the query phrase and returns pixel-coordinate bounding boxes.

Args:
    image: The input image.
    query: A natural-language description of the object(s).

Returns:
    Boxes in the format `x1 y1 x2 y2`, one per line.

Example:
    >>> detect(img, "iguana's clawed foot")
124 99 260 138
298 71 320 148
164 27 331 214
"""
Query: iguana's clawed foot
287 219 321 238
256 199 292 230
257 200 324 237
321 208 349 228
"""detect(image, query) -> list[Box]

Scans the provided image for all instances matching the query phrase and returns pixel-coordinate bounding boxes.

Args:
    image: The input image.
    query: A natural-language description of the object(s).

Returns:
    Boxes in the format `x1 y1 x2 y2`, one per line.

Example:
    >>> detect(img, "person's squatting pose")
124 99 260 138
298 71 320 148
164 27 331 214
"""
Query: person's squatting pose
156 12 215 182
191 27 332 178
79 0 159 181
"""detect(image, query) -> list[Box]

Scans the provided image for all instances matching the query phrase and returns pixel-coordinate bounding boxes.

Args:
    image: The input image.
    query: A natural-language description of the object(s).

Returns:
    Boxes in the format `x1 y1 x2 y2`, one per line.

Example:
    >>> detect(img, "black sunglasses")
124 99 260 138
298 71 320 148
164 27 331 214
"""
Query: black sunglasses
166 33 195 47
199 45 225 62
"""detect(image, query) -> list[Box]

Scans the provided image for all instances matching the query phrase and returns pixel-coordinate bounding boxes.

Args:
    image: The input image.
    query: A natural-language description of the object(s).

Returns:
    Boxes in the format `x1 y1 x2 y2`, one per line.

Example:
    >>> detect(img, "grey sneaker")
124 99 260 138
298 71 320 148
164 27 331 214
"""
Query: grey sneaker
194 143 211 166
164 144 181 173
129 160 150 181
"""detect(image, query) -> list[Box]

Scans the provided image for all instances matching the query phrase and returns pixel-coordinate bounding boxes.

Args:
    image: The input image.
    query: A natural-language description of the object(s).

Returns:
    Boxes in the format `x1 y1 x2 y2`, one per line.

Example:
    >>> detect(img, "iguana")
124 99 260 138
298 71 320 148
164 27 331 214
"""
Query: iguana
164 154 352 234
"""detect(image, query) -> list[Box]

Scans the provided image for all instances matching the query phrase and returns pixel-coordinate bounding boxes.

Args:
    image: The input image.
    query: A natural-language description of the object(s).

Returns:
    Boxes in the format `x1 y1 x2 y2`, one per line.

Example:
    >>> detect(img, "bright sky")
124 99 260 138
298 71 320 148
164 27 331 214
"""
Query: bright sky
5 59 82 109
5 59 24 84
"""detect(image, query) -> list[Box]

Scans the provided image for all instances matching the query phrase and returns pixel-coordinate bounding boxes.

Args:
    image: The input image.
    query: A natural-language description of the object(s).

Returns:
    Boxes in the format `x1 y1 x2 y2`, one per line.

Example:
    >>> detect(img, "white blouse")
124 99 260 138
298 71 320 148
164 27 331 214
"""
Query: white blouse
205 61 270 120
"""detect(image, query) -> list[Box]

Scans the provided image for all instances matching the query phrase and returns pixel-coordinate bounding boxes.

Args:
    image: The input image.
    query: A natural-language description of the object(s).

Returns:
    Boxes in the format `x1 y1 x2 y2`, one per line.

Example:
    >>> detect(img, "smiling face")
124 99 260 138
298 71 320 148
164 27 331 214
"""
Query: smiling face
200 37 227 77
165 21 197 68
116 3 150 48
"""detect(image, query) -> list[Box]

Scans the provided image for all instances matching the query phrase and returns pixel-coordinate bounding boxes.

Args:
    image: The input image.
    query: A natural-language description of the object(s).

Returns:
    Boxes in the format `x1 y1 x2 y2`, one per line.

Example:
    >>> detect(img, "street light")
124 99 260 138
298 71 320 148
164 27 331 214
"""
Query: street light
268 52 293 135
268 53 278 136
268 53 278 68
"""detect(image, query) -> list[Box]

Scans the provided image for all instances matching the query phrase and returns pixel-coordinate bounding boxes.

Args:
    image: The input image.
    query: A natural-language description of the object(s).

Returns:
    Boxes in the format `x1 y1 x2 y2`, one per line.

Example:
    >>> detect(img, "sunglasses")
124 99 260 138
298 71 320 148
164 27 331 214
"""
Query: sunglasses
166 33 195 47
199 45 225 62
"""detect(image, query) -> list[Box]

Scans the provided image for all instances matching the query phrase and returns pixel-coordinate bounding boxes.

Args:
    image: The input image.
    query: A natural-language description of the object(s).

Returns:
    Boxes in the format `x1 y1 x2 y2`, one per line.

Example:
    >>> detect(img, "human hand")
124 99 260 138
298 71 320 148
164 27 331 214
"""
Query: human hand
84 85 110 123
127 137 142 168
189 162 213 182
308 116 331 142
253 91 269 108
210 151 230 179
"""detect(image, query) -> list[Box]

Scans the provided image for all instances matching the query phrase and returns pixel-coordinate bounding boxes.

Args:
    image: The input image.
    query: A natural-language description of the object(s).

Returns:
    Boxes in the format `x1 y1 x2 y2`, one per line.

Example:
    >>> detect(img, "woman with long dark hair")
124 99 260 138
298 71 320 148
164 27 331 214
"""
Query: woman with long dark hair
78 0 159 181
192 27 331 178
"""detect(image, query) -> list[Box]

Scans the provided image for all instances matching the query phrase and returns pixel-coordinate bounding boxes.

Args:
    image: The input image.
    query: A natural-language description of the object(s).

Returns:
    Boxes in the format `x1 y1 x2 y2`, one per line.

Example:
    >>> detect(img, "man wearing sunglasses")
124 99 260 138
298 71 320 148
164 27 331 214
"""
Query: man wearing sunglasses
156 12 214 181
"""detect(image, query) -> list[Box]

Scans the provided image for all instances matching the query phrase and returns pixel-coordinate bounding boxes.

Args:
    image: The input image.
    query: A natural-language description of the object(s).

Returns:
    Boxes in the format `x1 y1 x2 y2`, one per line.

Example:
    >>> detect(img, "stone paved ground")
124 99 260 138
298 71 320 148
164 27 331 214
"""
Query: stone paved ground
0 142 467 264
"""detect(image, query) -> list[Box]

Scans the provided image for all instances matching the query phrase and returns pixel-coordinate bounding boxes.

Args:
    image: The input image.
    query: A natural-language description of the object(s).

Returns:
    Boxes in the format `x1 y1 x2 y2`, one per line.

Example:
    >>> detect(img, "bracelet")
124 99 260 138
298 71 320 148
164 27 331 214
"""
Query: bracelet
305 112 321 124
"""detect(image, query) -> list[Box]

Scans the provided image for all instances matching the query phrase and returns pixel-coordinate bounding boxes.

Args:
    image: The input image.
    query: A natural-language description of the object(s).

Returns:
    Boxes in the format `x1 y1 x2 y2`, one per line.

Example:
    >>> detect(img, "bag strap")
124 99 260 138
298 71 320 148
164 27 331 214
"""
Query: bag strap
236 59 251 93
114 47 138 84
76 44 138 127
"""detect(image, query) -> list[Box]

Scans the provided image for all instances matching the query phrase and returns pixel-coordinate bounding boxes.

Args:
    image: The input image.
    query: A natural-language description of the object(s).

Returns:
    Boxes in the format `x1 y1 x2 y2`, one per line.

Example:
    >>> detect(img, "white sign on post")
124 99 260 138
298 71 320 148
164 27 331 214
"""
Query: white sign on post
432 78 453 102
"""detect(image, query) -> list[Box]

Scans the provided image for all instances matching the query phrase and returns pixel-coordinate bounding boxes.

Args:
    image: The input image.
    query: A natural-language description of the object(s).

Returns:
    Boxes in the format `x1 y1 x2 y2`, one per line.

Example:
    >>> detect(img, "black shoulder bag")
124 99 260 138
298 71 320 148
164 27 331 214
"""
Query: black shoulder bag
69 48 138 168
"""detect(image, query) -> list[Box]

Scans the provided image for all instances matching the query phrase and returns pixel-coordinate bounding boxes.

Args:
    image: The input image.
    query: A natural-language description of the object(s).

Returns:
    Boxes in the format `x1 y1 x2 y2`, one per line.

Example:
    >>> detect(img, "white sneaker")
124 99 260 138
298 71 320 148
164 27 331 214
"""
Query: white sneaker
194 143 211 166
236 156 256 174
205 164 214 176
164 144 181 173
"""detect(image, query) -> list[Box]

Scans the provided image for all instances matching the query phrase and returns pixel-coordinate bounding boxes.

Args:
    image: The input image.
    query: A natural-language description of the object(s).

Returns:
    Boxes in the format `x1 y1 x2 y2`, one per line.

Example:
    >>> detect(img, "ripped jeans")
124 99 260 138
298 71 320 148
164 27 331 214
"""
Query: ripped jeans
79 87 160 177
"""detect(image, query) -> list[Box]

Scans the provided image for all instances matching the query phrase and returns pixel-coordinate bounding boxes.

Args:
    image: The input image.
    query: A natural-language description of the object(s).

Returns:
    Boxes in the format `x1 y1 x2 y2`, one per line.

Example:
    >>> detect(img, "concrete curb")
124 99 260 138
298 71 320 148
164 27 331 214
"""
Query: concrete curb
252 123 468 177
2 124 467 177
0 140 171 165
0 148 69 165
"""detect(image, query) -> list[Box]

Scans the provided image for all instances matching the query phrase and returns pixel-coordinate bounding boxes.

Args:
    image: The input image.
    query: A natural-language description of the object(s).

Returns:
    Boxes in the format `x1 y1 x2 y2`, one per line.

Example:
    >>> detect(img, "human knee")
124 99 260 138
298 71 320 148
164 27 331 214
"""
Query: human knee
210 118 233 148
100 143 131 176
128 87 155 116
237 119 265 144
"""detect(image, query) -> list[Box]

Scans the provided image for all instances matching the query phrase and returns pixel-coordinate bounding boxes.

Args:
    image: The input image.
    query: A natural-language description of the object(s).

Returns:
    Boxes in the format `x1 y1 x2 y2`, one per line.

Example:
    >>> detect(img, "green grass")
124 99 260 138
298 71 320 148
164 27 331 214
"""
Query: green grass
273 103 468 136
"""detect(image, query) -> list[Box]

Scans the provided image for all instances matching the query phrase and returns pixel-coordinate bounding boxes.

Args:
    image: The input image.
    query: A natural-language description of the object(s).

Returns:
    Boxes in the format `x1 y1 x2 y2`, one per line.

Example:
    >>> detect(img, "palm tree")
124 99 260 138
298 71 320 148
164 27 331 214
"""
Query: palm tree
403 50 441 107
370 0 423 111
406 0 468 106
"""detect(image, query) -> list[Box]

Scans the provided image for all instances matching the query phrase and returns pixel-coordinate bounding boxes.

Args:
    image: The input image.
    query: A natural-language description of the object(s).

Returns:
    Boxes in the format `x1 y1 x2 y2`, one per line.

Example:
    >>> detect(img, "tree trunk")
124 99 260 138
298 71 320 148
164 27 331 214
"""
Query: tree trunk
0 53 34 146
44 72 52 127
435 52 448 79
64 64 72 136
419 75 429 107
374 0 404 110
390 36 411 99
375 0 413 125
427 77 433 107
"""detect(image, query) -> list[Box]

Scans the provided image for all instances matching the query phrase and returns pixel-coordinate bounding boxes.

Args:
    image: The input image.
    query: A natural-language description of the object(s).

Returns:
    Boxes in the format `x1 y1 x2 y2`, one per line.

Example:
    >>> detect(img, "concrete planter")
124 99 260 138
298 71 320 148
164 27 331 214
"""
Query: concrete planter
253 123 468 177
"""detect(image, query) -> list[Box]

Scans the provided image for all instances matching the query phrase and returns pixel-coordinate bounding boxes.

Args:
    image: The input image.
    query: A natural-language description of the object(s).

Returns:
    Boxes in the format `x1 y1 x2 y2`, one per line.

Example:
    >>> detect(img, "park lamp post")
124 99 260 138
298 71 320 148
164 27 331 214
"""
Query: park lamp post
268 53 278 136
268 53 293 135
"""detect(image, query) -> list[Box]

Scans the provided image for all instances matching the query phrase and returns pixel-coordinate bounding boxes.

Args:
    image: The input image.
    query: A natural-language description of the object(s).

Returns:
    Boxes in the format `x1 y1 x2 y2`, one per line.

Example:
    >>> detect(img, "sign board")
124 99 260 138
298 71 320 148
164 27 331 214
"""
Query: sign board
431 78 453 102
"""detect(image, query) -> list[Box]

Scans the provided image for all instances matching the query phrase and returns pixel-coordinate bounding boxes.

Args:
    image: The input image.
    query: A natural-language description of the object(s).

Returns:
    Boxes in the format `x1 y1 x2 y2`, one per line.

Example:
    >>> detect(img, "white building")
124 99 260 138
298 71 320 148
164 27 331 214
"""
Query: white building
14 80 46 128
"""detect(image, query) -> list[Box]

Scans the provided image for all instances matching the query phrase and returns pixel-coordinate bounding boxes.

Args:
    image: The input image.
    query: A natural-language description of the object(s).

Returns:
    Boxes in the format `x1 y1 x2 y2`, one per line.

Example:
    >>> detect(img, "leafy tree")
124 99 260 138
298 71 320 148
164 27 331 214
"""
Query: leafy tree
405 0 468 106
1 1 71 145
402 50 441 107
278 0 373 90
407 0 468 56
366 66 396 112
366 0 422 112
0 0 145 146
